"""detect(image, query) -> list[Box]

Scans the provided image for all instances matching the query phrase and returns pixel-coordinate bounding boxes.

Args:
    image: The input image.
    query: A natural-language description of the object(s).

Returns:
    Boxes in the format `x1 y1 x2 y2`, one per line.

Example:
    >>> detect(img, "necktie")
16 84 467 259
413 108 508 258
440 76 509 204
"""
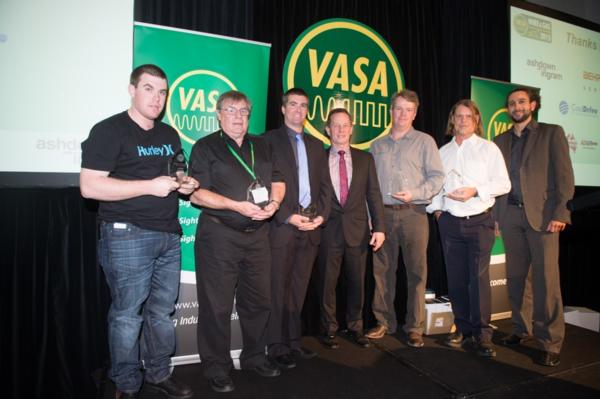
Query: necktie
296 134 311 208
338 150 348 207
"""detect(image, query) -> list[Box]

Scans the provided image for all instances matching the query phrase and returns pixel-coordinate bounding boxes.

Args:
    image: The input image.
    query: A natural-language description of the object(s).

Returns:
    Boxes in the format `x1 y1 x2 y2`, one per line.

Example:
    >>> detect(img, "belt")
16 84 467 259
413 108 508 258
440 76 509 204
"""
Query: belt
446 208 491 220
205 215 258 233
508 199 524 208
384 203 420 210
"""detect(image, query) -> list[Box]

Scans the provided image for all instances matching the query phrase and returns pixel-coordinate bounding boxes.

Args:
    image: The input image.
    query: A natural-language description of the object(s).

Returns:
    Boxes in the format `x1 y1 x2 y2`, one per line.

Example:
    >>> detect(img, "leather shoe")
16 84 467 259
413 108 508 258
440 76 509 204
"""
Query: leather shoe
291 347 317 360
536 351 560 367
476 340 497 357
349 331 371 348
252 359 281 377
444 332 464 348
321 334 340 349
273 354 296 369
146 376 193 398
407 332 424 348
116 391 139 399
365 324 388 339
209 376 235 393
501 334 531 346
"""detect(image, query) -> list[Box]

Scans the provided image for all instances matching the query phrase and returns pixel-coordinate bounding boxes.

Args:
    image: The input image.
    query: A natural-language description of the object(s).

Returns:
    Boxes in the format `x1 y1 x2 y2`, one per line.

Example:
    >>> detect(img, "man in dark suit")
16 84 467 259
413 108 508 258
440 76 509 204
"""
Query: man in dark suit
263 88 331 370
494 87 574 367
317 108 385 350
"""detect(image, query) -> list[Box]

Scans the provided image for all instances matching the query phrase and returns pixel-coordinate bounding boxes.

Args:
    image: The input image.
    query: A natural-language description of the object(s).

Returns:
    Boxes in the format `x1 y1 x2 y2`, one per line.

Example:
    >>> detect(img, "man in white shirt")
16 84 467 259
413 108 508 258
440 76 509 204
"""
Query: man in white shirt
427 99 510 357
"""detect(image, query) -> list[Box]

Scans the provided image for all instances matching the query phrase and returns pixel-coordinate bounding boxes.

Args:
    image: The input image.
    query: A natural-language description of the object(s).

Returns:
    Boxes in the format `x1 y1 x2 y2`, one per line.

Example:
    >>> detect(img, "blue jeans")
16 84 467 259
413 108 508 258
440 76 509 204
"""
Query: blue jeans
99 222 181 393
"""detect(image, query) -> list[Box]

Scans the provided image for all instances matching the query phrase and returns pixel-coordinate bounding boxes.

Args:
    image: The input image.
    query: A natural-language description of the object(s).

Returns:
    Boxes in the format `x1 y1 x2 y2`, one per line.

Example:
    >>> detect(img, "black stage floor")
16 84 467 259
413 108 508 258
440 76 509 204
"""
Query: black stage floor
103 319 600 399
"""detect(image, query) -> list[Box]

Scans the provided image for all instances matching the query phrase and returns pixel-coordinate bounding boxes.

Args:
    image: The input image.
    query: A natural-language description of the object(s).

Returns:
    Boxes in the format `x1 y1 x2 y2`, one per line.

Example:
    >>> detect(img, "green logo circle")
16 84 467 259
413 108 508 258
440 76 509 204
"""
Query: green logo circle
283 18 404 149
166 70 236 144
487 108 513 140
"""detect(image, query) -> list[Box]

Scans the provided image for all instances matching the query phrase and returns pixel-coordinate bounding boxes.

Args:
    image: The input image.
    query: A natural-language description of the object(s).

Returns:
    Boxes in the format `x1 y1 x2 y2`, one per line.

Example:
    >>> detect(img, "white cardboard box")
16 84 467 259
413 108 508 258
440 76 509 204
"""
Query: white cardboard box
425 301 455 335
564 306 600 332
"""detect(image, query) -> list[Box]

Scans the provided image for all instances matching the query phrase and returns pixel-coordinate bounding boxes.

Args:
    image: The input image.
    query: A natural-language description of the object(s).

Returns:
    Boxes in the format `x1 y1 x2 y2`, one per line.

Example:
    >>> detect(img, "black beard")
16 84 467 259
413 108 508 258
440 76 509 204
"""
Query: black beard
509 111 531 123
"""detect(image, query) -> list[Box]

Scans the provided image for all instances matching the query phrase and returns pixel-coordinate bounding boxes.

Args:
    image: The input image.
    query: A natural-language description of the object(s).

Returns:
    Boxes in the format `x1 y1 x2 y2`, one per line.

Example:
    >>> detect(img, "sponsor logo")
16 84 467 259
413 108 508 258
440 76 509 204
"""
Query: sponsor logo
526 59 563 80
580 139 598 149
583 71 600 82
283 18 404 149
559 100 599 118
166 70 237 145
566 132 577 153
486 108 513 141
513 13 552 43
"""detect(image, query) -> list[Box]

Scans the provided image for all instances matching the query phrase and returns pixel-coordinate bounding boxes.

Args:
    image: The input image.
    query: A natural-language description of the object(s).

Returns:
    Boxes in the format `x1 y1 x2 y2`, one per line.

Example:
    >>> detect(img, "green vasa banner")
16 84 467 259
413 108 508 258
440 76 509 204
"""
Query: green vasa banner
134 22 271 362
470 76 540 257
134 22 270 274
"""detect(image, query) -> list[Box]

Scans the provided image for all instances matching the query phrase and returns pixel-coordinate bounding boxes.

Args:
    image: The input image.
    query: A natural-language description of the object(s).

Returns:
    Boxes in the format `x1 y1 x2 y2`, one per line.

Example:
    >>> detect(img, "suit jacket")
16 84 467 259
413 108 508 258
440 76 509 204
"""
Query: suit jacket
322 147 385 248
493 120 574 232
263 126 332 246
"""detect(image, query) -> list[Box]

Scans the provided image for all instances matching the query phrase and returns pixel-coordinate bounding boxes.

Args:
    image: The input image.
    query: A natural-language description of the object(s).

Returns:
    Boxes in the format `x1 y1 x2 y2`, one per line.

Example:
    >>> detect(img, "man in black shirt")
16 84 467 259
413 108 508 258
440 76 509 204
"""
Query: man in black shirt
80 64 196 399
189 90 285 393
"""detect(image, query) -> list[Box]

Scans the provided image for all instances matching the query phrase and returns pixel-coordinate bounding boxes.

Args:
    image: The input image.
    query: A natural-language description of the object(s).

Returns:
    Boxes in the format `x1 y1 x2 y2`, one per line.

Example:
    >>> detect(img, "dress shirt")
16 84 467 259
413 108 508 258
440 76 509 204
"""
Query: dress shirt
328 145 353 203
508 128 529 204
426 134 511 217
371 128 444 205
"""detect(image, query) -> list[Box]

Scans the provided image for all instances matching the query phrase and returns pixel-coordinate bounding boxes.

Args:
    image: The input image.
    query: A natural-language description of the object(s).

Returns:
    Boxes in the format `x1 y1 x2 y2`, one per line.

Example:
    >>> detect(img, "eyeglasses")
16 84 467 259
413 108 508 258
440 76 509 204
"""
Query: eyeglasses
221 106 251 117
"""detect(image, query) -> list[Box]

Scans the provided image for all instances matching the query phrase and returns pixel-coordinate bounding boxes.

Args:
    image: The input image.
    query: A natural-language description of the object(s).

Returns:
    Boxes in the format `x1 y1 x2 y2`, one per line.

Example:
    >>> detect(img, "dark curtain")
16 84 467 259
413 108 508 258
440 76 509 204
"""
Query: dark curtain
1 189 110 399
3 1 599 398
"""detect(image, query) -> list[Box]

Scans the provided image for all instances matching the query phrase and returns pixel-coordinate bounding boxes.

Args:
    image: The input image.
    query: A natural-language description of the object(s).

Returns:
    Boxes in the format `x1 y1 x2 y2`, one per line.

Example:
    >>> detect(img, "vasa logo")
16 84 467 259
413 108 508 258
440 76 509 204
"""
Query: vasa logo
166 70 237 144
283 19 404 149
486 108 513 140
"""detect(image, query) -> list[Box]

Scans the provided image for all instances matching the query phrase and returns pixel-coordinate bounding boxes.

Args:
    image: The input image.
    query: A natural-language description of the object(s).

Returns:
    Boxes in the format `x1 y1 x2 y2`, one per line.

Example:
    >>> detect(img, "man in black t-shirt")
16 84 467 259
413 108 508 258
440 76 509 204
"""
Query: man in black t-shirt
189 90 285 393
80 64 196 399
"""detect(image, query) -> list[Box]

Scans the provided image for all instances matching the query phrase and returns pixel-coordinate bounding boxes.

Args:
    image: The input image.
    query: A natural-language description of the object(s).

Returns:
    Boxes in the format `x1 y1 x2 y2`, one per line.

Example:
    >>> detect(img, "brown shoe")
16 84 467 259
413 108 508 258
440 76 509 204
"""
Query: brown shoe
407 332 424 348
365 324 388 339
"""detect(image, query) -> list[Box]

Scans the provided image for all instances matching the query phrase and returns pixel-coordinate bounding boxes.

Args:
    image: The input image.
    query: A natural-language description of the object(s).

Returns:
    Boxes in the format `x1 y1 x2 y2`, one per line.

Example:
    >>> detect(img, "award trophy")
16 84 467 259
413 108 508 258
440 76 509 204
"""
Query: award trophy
247 178 270 208
297 203 317 221
444 169 463 195
168 149 188 183
387 170 409 196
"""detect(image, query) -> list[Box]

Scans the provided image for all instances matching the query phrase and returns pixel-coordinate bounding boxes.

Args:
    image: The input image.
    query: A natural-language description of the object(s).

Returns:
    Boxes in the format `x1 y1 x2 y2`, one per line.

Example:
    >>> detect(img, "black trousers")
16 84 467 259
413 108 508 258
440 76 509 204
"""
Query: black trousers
437 211 495 341
194 216 271 378
267 230 319 356
317 236 367 335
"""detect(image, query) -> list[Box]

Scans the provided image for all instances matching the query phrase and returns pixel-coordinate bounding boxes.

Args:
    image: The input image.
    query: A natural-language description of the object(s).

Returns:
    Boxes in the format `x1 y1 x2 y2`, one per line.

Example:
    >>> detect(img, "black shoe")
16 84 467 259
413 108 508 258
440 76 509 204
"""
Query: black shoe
273 354 296 369
252 359 281 377
349 331 371 348
476 340 497 358
146 376 193 398
116 391 139 399
501 334 531 346
536 351 560 367
291 347 317 360
209 376 235 393
321 334 340 349
444 332 464 348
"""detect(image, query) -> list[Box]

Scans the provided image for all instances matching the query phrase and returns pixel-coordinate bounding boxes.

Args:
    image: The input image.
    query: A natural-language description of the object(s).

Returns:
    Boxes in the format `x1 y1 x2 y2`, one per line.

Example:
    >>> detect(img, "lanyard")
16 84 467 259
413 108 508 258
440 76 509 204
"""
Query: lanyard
222 132 256 180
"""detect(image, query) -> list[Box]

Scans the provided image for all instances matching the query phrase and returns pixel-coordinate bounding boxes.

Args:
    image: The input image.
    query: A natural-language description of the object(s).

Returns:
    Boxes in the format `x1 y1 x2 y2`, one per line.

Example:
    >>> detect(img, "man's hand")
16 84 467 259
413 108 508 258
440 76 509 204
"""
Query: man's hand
370 232 385 251
150 176 180 197
299 215 324 231
391 190 413 203
434 210 442 221
251 201 279 220
177 176 199 195
234 201 264 219
446 187 477 202
546 220 566 233
288 213 311 228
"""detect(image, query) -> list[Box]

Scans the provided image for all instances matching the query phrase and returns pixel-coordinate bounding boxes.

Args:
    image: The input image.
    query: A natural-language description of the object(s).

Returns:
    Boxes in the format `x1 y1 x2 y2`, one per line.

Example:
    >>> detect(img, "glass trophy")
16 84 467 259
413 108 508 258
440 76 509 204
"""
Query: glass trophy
444 169 463 195
168 149 188 183
297 203 317 221
387 170 409 196
247 178 270 208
